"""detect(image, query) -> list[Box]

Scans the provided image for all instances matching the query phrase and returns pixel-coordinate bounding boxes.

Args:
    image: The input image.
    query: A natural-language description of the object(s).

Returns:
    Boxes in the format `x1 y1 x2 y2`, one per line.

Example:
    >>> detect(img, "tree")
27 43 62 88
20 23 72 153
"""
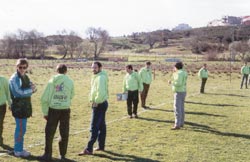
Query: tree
26 30 46 58
229 41 250 61
56 30 82 59
86 27 109 59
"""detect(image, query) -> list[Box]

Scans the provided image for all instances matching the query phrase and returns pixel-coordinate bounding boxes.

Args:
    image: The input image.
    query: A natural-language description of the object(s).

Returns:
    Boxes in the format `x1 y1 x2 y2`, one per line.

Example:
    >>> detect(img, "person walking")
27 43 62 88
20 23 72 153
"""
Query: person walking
139 61 152 109
198 63 208 93
169 62 188 130
240 62 249 89
0 75 12 146
38 64 74 161
79 61 109 155
9 58 36 157
123 65 143 118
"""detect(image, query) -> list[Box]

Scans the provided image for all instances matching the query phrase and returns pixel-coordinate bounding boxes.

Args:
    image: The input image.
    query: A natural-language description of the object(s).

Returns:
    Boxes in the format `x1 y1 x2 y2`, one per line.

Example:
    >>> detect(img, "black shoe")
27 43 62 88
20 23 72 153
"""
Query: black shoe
134 114 138 118
37 154 52 161
142 106 147 109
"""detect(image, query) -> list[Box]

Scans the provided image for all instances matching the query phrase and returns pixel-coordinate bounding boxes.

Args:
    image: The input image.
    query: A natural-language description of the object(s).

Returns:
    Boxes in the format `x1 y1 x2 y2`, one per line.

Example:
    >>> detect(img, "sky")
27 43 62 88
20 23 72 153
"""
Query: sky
0 0 250 38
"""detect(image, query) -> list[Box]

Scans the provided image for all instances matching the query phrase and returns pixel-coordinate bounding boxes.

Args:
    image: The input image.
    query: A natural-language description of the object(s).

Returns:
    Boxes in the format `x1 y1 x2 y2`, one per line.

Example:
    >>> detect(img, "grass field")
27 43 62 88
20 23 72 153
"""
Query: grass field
0 59 250 162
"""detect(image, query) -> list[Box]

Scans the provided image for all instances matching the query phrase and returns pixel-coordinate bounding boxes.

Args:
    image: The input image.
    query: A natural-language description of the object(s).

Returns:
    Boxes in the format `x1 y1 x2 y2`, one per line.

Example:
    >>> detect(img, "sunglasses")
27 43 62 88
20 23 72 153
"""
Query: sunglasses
18 66 27 70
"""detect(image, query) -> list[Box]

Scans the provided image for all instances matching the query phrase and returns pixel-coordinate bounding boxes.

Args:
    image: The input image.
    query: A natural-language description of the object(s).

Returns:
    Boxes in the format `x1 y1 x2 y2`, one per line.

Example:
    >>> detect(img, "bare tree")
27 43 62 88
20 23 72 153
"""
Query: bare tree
229 41 250 61
86 27 109 59
26 30 45 58
56 30 82 59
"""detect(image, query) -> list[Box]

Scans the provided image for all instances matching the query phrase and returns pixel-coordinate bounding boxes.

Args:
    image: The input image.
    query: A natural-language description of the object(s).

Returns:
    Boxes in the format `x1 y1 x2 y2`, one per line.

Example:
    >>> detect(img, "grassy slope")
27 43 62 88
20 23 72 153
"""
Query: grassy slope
0 60 249 162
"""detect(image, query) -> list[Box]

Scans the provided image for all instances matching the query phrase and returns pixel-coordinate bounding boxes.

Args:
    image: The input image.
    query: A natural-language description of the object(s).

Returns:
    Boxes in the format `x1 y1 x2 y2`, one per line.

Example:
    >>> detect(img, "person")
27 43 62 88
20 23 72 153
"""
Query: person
139 61 153 109
79 61 109 155
0 75 12 146
9 58 36 157
240 62 249 89
169 62 187 130
123 65 143 118
198 63 208 93
38 64 74 161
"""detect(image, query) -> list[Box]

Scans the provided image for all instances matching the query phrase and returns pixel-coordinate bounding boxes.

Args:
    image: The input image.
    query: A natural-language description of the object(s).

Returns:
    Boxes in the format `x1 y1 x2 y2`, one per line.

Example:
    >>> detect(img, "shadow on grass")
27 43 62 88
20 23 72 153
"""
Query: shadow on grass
94 150 160 162
185 101 239 107
184 121 250 140
151 108 226 117
185 111 227 117
205 93 249 98
139 118 250 140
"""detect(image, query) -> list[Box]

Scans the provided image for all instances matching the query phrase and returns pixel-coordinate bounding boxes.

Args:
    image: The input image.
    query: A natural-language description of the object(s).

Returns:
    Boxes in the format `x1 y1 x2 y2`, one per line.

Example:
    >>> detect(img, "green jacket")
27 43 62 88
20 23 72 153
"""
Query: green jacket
89 71 109 104
172 69 188 92
41 74 74 116
198 68 208 78
139 67 152 84
0 76 11 106
241 65 250 75
123 71 143 92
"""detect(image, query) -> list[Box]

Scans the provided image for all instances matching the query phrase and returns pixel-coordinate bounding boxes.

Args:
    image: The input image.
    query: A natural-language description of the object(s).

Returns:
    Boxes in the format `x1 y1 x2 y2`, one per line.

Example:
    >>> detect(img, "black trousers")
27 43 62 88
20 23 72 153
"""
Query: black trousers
200 78 207 93
241 74 248 88
140 83 150 107
45 108 70 157
127 90 139 115
0 104 6 144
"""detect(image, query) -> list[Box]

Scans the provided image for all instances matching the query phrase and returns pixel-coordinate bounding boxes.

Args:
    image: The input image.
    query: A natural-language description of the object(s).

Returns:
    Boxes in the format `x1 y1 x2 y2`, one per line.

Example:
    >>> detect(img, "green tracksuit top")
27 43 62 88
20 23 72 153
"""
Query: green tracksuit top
198 68 208 78
241 66 250 74
123 71 143 92
139 67 152 84
172 69 188 93
0 76 11 106
89 71 109 104
41 74 74 116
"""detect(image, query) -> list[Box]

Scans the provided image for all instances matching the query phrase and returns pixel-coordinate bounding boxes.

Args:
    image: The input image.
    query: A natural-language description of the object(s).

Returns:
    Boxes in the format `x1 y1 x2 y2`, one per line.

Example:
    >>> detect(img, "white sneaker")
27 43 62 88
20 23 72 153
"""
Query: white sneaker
14 150 31 157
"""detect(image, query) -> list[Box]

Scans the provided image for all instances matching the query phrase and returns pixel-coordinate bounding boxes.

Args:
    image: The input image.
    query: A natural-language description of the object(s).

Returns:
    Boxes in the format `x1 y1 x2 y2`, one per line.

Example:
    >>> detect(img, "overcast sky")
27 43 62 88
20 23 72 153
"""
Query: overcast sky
0 0 250 38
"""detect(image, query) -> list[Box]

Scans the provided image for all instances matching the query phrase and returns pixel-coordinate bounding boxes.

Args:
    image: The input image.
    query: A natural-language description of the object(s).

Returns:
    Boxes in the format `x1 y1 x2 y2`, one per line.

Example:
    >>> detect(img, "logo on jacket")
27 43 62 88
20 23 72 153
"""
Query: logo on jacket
56 83 64 92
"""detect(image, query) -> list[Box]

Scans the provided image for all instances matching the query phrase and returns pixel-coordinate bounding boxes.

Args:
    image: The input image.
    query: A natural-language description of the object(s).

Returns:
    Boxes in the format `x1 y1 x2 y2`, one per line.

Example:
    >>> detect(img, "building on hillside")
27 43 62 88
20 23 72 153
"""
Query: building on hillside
207 16 242 27
172 23 192 31
241 16 250 25
207 19 228 27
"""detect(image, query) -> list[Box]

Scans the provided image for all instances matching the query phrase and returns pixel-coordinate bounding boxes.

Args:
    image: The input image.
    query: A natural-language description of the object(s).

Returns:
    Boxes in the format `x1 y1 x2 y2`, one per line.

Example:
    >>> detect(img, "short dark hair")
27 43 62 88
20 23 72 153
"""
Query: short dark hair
126 65 133 70
56 64 67 74
174 62 183 70
93 61 102 68
16 58 29 67
146 61 151 65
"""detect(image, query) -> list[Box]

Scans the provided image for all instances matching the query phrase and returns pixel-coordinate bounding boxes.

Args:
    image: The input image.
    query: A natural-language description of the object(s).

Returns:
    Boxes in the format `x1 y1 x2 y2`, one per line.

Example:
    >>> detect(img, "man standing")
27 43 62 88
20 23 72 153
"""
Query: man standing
198 64 208 93
0 76 11 146
240 62 249 89
123 65 143 118
169 62 187 130
139 61 152 109
79 61 109 155
38 64 74 161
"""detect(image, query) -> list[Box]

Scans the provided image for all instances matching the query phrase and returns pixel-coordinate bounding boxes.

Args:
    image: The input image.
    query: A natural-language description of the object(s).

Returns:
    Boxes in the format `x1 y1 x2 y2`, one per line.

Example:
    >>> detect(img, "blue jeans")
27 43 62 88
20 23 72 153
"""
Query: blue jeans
14 118 27 152
86 101 108 152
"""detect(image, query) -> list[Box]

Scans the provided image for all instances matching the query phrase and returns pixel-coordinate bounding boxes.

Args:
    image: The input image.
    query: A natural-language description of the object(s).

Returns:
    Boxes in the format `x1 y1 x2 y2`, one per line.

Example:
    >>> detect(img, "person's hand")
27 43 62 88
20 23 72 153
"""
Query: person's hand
44 116 48 120
92 102 98 108
139 91 142 94
31 83 37 93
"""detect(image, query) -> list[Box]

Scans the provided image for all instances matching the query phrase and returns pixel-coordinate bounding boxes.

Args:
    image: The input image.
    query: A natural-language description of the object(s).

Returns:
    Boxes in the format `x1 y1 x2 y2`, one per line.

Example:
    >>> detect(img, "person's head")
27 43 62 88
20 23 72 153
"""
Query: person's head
146 61 151 69
203 63 207 69
56 64 67 74
126 65 133 74
16 58 29 76
92 61 102 74
174 62 183 71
